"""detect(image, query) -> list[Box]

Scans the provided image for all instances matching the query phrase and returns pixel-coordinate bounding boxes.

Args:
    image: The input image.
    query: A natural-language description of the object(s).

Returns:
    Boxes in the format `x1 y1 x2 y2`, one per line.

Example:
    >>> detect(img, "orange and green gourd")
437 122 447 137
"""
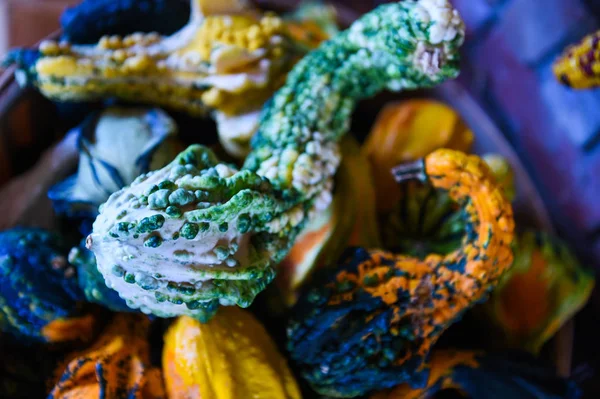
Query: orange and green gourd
554 30 600 89
163 307 301 399
84 0 466 321
0 228 95 343
481 231 595 354
49 314 165 399
287 149 515 398
370 350 580 399
363 99 475 258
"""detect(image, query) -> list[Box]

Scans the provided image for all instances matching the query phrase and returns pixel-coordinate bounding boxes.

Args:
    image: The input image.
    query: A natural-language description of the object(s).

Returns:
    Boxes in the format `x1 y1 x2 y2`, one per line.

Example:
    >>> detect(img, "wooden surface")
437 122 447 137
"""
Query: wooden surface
0 0 80 55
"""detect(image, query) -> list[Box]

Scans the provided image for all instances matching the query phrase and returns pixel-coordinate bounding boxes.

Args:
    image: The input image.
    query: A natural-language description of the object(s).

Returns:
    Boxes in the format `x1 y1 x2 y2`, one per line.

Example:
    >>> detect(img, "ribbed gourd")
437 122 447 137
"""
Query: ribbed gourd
163 308 301 399
370 350 581 399
49 314 165 399
287 149 515 398
5 0 330 158
380 152 515 258
363 99 475 258
48 107 181 225
85 0 466 321
0 228 95 343
480 231 595 354
554 30 600 89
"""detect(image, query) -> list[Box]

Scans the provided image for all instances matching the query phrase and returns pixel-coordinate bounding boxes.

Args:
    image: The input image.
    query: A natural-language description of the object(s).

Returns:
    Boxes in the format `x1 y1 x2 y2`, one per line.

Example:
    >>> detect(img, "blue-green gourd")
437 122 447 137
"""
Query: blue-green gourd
87 0 466 321
0 228 93 342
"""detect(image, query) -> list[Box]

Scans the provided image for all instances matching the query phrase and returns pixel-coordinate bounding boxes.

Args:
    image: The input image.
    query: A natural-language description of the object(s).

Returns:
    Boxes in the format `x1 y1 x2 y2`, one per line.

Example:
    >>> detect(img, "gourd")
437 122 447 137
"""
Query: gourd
49 314 165 399
370 350 581 399
276 137 380 306
85 0 466 320
363 99 474 213
554 30 600 89
61 0 191 44
0 228 95 343
163 308 301 399
482 153 516 202
287 149 515 398
381 152 515 258
68 240 131 312
5 0 316 158
363 99 475 258
480 231 595 354
48 107 181 226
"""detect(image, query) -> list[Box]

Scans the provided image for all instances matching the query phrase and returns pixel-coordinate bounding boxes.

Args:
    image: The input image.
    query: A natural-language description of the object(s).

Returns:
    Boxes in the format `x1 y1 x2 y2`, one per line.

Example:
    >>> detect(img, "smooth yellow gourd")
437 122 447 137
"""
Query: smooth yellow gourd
163 308 302 399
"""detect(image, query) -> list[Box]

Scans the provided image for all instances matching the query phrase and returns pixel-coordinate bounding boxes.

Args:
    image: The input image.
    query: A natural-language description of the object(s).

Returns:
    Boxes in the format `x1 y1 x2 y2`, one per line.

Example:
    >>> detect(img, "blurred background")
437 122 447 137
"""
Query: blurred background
2 0 600 395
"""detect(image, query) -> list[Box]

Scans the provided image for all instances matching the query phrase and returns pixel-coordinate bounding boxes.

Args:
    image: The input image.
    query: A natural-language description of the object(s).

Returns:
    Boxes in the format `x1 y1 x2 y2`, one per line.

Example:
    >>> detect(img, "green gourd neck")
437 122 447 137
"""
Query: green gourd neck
244 1 463 201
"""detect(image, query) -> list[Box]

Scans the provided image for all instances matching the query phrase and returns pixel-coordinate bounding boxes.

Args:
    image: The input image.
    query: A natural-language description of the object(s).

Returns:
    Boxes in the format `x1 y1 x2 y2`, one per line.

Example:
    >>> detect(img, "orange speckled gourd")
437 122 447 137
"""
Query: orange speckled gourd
49 314 165 399
288 149 515 398
163 308 301 399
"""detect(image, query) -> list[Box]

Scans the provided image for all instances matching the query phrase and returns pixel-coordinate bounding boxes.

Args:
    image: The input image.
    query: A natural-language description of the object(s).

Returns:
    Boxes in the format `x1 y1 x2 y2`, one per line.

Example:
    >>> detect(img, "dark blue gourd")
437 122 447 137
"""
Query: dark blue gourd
0 228 93 343
372 350 581 399
69 240 132 312
61 0 190 44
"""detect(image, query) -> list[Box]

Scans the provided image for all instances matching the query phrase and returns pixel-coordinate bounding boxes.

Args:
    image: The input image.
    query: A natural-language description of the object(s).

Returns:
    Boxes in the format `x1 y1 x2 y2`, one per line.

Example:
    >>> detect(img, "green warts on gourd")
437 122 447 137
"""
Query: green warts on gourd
88 0 466 320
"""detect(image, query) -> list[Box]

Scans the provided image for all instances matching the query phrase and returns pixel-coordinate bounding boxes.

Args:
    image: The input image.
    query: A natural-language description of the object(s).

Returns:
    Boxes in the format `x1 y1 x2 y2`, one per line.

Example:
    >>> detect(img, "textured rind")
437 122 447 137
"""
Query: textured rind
0 228 94 343
61 0 191 44
68 241 131 312
163 309 301 399
382 153 515 258
370 350 581 399
276 137 380 307
481 231 595 354
554 30 600 89
89 145 287 320
89 0 465 320
8 12 293 117
49 314 165 399
287 149 515 398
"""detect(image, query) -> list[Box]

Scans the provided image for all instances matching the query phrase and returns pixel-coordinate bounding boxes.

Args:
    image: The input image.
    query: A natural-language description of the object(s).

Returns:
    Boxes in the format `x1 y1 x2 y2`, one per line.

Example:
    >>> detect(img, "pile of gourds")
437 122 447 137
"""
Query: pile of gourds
0 1 594 399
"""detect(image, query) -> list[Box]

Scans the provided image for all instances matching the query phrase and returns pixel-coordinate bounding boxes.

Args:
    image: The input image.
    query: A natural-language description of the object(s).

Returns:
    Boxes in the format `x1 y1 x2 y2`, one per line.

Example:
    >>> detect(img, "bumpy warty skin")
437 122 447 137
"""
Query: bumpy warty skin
0 228 93 342
287 150 515 398
88 0 466 320
69 241 131 312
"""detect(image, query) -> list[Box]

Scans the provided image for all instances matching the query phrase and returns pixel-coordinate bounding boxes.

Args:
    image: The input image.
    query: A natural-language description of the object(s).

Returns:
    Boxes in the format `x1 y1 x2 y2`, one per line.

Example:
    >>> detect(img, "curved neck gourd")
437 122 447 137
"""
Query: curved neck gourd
88 0 466 321
287 150 515 398
245 2 463 198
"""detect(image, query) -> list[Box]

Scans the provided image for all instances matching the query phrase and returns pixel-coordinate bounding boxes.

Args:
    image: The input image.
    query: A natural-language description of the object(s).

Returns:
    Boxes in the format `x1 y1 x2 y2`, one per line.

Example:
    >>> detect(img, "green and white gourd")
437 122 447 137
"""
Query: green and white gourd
88 0 465 321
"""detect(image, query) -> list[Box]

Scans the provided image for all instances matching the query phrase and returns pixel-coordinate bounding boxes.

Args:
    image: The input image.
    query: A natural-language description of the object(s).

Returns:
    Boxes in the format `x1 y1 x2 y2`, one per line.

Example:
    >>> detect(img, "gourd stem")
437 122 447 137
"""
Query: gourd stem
391 159 427 183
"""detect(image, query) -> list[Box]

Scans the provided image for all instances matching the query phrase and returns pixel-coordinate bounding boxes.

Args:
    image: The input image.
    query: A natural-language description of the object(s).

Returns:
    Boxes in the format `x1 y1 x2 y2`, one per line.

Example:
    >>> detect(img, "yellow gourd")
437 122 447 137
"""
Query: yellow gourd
163 308 302 399
363 100 474 213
